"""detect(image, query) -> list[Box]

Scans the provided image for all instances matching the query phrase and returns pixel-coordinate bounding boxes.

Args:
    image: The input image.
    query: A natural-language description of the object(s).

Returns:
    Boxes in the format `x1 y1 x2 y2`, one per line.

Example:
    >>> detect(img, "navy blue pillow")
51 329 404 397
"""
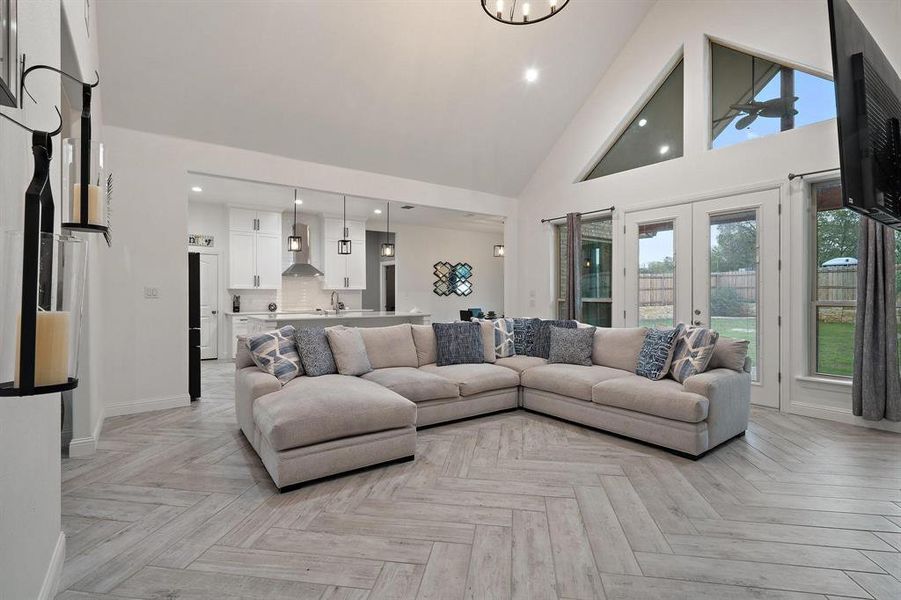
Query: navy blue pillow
529 319 578 358
432 322 484 366
513 317 540 355
636 325 684 380
295 327 338 377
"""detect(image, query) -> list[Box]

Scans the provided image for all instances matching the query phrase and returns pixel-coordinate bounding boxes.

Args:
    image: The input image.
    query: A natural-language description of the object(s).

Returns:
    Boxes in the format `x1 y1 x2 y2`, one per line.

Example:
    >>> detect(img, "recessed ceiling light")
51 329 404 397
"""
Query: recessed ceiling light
373 209 382 214
191 186 203 193
524 68 539 83
638 118 647 127
659 145 670 155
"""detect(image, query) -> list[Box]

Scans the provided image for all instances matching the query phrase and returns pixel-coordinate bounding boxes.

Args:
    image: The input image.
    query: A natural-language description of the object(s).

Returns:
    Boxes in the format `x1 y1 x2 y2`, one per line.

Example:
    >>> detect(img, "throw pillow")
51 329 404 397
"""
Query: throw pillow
325 326 372 376
670 326 720 383
548 325 596 366
432 322 484 366
472 319 497 363
513 317 540 355
493 318 516 358
635 325 683 380
411 324 437 366
246 325 303 385
295 327 338 377
707 336 750 372
530 319 577 359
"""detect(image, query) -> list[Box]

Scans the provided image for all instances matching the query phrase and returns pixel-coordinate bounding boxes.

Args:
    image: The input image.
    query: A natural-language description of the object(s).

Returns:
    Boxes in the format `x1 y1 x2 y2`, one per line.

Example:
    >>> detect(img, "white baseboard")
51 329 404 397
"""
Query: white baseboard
38 532 65 600
105 394 190 417
68 406 106 458
787 401 901 433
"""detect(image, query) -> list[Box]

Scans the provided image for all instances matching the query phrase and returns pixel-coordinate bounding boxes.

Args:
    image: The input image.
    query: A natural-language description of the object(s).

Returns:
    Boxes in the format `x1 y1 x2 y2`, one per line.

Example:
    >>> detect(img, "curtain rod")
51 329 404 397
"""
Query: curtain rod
787 167 840 181
540 205 615 223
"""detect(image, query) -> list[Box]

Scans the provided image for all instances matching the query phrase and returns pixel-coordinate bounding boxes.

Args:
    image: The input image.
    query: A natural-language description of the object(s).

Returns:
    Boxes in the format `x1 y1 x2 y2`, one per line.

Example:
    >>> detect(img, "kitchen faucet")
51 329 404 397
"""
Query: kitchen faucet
330 291 341 314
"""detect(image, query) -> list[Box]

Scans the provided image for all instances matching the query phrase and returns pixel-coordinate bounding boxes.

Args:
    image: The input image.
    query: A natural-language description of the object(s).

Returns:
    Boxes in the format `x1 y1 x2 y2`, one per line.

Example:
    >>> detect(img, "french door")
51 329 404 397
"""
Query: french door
624 189 780 407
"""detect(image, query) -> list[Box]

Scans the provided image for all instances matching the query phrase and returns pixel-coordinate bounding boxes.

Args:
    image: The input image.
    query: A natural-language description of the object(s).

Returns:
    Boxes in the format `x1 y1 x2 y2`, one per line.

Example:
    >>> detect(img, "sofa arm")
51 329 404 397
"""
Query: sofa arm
683 368 751 450
235 366 281 440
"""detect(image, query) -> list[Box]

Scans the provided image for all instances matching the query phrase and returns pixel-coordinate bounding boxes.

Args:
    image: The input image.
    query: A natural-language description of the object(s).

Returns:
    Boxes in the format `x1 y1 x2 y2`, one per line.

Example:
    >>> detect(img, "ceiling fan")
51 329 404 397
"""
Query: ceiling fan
728 56 798 130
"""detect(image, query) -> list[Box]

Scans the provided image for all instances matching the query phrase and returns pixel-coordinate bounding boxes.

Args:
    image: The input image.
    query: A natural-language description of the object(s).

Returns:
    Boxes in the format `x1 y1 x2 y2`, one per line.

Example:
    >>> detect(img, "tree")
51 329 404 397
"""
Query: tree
639 256 674 275
816 209 860 264
710 220 757 272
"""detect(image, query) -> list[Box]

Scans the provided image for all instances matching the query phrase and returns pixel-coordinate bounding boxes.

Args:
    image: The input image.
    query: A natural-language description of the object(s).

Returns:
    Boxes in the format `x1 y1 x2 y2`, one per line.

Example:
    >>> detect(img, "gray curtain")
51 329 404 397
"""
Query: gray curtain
852 218 900 421
565 212 582 321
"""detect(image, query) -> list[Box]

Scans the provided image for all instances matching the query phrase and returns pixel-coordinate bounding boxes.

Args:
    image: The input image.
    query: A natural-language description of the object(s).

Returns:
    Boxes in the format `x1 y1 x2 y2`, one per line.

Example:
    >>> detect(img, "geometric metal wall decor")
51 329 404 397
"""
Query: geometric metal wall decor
433 261 473 296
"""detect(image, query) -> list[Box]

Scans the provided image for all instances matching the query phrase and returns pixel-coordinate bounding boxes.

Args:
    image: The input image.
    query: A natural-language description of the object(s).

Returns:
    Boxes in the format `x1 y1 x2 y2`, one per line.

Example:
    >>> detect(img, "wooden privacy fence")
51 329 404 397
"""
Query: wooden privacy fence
639 266 900 306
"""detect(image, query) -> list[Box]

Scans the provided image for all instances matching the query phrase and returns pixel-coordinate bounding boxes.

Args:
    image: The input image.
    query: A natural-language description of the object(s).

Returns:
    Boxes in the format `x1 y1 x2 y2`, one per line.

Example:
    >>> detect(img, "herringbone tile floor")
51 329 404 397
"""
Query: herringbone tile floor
55 361 901 599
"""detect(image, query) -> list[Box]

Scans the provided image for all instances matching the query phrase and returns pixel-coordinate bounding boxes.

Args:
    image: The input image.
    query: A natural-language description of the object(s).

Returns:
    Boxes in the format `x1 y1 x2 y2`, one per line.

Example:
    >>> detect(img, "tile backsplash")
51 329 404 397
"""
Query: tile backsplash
229 277 361 312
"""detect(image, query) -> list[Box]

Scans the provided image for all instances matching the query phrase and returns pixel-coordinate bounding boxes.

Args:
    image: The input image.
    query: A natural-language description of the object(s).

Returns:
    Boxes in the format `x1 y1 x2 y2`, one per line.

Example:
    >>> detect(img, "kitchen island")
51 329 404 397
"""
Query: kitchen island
246 311 430 336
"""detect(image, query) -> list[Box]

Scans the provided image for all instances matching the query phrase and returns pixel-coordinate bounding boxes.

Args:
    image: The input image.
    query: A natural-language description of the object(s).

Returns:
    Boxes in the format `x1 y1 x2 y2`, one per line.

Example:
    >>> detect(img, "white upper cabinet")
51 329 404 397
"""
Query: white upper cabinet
228 208 282 290
322 217 366 290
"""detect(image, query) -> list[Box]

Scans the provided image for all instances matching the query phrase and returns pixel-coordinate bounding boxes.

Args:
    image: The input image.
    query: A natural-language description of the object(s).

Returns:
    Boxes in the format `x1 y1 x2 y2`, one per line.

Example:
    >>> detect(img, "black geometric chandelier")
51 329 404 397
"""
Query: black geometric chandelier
481 0 569 25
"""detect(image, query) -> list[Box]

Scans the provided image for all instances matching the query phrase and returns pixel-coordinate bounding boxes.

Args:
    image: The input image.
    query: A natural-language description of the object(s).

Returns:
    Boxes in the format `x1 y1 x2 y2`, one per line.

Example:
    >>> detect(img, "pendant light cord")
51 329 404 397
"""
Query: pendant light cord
293 189 298 236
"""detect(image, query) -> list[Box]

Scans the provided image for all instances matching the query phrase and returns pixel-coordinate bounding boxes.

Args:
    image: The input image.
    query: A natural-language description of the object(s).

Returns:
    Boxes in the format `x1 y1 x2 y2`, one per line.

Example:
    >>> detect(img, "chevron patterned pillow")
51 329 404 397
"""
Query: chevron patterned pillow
670 325 720 383
246 325 303 385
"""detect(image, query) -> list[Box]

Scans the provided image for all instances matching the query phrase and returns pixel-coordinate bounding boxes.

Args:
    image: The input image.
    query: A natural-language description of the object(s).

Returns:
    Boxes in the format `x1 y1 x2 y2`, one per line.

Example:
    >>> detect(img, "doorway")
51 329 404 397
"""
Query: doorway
198 253 220 360
624 188 781 407
381 262 396 311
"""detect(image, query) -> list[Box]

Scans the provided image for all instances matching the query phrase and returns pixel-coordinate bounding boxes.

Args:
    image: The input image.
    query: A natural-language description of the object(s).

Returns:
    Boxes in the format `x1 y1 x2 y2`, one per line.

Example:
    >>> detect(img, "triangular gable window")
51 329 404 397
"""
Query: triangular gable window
711 42 835 149
583 59 684 181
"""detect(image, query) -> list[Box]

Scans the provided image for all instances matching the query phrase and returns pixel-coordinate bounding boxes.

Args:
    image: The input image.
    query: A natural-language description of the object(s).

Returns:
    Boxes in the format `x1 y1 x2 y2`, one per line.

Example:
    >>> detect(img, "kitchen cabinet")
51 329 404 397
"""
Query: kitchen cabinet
322 217 366 290
230 315 250 359
228 208 282 290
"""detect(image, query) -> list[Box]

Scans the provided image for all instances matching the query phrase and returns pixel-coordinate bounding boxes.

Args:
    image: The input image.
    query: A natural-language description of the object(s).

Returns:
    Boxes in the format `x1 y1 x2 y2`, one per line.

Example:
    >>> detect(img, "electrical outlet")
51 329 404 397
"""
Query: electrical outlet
144 286 160 299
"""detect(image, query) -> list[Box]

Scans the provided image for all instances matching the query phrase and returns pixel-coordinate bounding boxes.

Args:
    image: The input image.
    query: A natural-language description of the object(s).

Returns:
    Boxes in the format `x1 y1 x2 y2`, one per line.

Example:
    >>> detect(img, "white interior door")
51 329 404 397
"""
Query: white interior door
199 253 219 360
624 189 781 407
692 189 780 407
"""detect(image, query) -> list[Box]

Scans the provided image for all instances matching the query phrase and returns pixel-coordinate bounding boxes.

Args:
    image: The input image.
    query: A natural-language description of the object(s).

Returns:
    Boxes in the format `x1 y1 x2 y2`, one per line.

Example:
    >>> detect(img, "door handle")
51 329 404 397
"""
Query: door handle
694 309 701 315
211 310 217 315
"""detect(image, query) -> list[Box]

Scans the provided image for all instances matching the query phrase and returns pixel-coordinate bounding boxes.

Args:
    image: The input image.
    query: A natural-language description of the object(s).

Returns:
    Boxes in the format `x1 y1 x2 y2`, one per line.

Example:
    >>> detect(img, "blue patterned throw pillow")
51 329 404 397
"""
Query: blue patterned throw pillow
473 317 516 358
433 322 484 366
636 325 684 380
670 326 720 383
246 325 303 385
529 319 578 359
513 318 540 355
295 327 338 377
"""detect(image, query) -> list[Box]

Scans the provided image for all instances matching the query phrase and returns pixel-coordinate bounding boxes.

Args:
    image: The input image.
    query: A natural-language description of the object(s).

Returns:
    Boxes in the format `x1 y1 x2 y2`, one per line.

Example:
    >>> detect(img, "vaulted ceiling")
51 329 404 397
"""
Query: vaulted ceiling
96 0 653 196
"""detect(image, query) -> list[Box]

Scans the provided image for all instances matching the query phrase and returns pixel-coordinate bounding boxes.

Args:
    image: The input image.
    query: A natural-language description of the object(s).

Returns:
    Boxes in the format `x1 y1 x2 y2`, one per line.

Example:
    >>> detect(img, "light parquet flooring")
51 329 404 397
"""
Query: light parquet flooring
55 361 901 599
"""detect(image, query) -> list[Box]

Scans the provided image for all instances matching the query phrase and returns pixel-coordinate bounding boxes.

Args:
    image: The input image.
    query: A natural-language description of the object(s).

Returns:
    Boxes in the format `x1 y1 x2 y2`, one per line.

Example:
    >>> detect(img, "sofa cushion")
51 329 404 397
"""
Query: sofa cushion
358 324 419 369
420 363 520 396
548 326 595 366
495 355 548 374
472 319 497 363
530 319 577 358
362 367 459 403
708 337 750 372
670 326 720 383
254 375 416 451
433 322 484 366
592 327 648 372
295 327 338 377
246 325 303 384
635 326 682 380
326 326 372 376
591 376 709 423
513 317 540 355
521 364 632 401
411 324 437 367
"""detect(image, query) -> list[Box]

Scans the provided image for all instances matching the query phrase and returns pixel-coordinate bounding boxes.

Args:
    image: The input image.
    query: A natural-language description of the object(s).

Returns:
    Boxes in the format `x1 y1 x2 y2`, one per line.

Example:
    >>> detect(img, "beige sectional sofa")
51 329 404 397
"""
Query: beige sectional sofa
235 323 750 489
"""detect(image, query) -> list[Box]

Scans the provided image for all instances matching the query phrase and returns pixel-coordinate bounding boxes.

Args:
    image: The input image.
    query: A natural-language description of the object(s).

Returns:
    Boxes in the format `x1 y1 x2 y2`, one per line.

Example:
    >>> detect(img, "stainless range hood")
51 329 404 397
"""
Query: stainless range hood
282 222 324 277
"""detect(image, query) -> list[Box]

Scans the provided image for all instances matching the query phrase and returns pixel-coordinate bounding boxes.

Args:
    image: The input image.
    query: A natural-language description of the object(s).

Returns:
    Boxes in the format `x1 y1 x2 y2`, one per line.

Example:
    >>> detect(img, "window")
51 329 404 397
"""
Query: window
583 60 683 180
712 42 836 150
637 221 676 329
556 217 613 326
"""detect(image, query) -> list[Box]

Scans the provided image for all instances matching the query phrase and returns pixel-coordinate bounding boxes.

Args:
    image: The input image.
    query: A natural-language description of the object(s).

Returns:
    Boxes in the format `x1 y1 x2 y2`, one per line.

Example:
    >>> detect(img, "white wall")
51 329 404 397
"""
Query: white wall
0 4 67 598
394 223 505 323
99 126 516 416
513 0 900 430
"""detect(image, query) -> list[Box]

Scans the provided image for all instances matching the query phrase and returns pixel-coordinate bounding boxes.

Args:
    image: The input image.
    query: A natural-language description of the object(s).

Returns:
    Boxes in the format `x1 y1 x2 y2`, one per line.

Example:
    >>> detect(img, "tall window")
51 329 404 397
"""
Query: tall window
556 217 613 326
712 42 836 150
638 221 676 329
583 60 684 180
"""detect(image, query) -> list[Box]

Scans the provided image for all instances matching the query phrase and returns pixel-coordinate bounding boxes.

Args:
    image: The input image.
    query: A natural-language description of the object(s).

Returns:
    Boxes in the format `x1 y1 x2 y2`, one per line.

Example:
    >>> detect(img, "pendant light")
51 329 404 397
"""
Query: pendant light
338 195 352 255
287 189 302 252
380 202 395 257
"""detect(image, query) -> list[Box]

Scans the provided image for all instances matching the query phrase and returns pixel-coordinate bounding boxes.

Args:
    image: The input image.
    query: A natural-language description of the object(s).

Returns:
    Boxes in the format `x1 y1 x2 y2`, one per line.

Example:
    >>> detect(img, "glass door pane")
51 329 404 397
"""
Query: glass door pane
638 221 676 328
708 210 759 379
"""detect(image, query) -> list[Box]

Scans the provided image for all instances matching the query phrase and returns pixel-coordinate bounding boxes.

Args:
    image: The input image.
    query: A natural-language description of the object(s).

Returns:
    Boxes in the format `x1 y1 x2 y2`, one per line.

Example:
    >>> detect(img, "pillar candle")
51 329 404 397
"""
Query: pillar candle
14 311 70 387
72 183 104 225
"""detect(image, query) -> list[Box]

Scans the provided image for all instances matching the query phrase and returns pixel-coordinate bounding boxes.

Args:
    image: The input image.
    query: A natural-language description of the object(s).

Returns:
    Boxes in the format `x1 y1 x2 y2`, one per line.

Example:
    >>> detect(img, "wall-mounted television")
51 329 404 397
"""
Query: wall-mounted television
828 0 901 230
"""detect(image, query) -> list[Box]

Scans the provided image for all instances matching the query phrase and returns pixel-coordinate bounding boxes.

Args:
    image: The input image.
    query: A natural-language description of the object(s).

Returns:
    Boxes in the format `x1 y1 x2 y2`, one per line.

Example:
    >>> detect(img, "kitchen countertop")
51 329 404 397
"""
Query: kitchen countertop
225 309 375 317
246 311 429 322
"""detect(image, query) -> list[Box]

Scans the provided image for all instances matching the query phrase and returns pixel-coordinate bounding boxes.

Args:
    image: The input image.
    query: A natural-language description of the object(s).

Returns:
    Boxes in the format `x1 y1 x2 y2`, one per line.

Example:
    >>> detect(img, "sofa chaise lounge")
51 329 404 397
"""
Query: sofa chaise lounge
235 323 750 489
